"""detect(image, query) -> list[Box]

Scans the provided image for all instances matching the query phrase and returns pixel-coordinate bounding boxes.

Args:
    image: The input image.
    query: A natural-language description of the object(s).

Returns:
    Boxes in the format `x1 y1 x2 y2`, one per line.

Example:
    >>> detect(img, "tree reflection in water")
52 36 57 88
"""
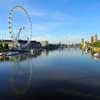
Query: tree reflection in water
81 48 100 62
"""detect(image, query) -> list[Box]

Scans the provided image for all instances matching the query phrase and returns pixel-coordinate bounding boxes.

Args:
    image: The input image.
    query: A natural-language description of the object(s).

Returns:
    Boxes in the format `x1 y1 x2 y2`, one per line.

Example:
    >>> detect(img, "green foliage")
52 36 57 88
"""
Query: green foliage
80 43 83 49
0 43 9 51
0 43 4 51
90 41 100 48
4 43 9 49
0 43 3 49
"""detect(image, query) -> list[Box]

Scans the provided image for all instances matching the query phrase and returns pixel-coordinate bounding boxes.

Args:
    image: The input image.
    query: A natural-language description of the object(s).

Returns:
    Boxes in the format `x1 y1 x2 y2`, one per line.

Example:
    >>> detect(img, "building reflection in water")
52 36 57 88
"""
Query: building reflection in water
41 50 49 56
0 51 43 96
90 48 100 62
81 48 100 62
0 50 42 62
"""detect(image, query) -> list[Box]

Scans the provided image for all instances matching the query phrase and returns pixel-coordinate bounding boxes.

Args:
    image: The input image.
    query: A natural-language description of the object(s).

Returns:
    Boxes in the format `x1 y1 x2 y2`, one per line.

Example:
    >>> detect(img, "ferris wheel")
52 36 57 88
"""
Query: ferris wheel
8 6 32 49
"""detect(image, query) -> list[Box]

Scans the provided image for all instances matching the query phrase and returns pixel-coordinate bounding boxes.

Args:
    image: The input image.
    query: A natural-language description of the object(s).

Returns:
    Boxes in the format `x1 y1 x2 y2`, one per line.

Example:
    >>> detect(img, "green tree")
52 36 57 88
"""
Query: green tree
90 42 100 48
0 43 3 51
4 43 9 50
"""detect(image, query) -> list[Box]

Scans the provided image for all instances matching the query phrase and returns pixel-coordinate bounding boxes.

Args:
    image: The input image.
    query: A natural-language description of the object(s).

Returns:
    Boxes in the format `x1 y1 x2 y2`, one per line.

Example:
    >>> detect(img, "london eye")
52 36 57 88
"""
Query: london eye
8 6 32 49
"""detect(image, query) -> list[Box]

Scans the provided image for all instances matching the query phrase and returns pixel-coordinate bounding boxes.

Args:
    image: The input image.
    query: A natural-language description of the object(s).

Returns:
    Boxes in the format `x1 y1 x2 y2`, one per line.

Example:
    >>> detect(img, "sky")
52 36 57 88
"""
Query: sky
0 0 100 44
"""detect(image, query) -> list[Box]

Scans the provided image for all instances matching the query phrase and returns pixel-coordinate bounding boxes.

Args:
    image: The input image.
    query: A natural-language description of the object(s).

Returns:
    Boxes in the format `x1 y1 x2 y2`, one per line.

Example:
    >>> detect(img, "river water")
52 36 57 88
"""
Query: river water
0 47 100 100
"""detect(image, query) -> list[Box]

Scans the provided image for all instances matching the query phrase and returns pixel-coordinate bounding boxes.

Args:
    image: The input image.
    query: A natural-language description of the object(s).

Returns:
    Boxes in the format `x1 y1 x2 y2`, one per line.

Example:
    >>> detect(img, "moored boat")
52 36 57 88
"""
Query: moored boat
5 52 19 56
0 52 5 56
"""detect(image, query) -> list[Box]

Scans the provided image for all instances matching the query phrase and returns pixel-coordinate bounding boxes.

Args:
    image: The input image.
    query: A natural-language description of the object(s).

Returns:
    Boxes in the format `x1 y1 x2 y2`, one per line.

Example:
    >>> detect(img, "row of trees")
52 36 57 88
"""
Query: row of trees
0 43 9 51
90 41 100 48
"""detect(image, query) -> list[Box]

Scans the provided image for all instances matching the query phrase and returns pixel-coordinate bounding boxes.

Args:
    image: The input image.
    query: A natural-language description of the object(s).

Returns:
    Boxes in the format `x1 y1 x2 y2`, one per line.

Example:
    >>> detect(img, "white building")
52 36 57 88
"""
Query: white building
40 41 48 47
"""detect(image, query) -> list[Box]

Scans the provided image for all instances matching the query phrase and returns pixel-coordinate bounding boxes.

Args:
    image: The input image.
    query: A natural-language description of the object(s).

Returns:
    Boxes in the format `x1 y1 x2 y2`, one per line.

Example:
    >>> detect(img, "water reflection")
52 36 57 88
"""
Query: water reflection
0 52 41 96
0 48 100 99
0 51 42 62
81 48 100 61
41 50 49 56
0 50 52 96
9 54 33 96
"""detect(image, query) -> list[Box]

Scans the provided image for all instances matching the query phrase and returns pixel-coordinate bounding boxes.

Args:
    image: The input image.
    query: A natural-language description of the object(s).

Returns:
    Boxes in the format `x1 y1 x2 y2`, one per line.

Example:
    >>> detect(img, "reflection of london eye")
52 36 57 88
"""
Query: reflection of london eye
10 55 32 95
8 6 32 49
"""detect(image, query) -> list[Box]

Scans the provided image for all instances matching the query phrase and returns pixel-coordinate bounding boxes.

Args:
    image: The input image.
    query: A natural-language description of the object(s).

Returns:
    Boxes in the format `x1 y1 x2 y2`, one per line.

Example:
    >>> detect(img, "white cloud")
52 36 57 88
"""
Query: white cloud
32 36 46 41
29 8 76 22
65 34 81 44
30 10 46 17
32 24 50 32
50 11 75 22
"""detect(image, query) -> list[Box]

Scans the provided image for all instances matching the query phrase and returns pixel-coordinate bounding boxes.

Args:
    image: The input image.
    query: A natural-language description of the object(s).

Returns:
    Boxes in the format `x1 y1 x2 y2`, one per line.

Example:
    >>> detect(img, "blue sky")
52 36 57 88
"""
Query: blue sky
0 0 100 43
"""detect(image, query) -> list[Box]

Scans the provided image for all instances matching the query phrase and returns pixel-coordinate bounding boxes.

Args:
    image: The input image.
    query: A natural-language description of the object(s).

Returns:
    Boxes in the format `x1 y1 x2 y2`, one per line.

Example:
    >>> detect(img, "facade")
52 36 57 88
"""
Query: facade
0 40 41 49
30 41 41 49
91 34 98 43
93 34 98 42
40 41 48 47
91 36 94 43
83 41 88 48
0 40 13 49
81 38 84 44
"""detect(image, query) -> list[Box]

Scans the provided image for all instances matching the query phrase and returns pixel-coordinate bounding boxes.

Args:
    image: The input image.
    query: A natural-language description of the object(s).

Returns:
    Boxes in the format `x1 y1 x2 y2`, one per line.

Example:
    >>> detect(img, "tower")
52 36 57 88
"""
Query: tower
91 36 94 43
81 38 84 44
93 34 98 42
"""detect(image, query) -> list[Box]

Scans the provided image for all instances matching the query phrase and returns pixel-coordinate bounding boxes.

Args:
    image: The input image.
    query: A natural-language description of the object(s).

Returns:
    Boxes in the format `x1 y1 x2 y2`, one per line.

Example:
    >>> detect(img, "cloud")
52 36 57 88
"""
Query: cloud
29 8 76 22
50 11 76 22
65 34 81 44
30 10 46 17
33 24 50 32
32 33 52 41
32 36 46 41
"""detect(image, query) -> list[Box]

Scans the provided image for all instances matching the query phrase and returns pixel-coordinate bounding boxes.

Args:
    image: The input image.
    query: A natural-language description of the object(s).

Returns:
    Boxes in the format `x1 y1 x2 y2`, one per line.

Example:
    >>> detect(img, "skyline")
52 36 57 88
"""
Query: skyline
1 0 100 43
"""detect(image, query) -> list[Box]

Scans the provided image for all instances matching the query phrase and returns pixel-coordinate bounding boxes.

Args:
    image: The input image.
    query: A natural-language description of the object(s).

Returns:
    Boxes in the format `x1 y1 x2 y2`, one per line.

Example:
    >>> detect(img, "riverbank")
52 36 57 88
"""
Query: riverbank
80 41 100 53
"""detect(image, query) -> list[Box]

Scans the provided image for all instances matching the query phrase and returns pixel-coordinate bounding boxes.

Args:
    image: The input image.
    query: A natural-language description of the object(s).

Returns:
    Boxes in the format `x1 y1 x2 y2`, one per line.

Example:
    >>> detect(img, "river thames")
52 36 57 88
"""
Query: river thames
0 47 100 100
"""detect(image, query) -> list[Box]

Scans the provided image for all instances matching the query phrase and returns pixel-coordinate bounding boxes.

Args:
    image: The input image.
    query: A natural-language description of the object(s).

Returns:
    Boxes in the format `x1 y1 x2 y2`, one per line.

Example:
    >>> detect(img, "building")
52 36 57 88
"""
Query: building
30 41 41 49
40 41 48 47
93 34 98 42
90 34 98 43
81 38 84 44
0 40 41 50
0 40 13 49
91 36 94 43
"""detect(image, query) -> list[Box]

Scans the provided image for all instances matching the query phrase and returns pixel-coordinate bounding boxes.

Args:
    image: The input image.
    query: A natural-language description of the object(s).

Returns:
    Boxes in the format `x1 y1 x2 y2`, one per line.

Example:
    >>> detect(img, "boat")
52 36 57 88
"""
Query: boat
0 53 5 56
94 53 100 58
0 53 3 56
5 52 19 56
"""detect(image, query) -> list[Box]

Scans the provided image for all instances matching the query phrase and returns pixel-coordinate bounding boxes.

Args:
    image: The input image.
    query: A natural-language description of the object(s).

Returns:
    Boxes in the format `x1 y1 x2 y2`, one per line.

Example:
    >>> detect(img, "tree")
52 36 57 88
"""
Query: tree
4 43 9 50
0 43 3 49
0 43 3 51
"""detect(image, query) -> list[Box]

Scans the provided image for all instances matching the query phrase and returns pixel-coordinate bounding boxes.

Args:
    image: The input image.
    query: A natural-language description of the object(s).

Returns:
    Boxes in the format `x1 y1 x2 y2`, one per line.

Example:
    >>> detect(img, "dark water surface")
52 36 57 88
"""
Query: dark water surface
0 48 100 100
